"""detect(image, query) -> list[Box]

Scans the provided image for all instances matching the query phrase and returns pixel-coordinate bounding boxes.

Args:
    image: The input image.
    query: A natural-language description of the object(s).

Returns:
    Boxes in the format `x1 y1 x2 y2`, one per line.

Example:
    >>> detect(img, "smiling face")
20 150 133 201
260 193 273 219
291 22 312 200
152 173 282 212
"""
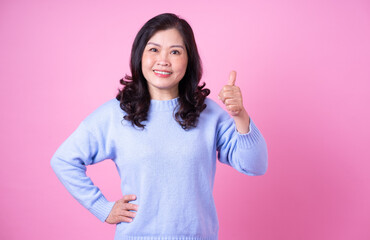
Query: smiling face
141 28 188 100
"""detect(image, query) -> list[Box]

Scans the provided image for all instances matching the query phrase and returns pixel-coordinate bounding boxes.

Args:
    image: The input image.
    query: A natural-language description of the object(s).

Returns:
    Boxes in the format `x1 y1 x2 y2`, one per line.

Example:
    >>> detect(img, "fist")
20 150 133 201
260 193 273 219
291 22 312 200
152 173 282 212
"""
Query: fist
105 194 139 224
218 71 245 116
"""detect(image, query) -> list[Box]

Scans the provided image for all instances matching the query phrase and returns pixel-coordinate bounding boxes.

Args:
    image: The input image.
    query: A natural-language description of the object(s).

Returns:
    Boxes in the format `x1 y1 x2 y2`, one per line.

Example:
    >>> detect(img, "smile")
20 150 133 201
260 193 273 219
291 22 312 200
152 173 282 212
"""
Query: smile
153 70 172 78
153 70 172 75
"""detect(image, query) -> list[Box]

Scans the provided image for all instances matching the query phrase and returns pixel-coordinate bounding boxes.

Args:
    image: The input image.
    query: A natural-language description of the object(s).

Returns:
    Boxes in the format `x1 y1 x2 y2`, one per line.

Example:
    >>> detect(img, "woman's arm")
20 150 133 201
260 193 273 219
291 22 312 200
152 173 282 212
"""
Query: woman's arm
50 121 115 222
217 71 268 175
216 116 268 176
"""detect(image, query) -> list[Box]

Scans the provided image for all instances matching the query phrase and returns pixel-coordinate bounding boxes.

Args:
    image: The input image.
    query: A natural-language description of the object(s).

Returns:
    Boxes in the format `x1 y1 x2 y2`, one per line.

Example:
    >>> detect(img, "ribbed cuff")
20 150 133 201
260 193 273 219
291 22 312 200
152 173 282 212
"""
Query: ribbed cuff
89 195 115 222
236 118 264 149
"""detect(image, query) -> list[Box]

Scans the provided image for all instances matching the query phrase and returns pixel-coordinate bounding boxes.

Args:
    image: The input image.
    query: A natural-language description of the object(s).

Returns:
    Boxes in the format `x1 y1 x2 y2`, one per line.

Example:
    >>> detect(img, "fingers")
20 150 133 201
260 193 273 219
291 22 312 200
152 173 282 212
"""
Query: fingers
120 209 137 219
120 195 139 217
108 213 135 224
118 216 134 223
106 195 139 224
122 194 137 203
218 70 244 116
228 70 237 86
218 86 241 103
115 202 138 223
226 105 241 115
119 196 139 211
124 203 139 211
224 98 240 106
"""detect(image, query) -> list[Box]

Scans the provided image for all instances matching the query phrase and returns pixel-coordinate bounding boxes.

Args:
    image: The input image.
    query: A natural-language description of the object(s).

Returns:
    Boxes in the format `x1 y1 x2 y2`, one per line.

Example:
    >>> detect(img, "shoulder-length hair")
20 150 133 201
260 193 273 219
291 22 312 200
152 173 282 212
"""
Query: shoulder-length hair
116 13 210 130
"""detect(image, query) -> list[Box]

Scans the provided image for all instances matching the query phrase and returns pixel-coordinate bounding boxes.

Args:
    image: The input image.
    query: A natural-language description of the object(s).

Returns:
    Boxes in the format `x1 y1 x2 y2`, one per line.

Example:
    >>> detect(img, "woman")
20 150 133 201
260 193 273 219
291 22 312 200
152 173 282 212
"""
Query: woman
51 13 268 240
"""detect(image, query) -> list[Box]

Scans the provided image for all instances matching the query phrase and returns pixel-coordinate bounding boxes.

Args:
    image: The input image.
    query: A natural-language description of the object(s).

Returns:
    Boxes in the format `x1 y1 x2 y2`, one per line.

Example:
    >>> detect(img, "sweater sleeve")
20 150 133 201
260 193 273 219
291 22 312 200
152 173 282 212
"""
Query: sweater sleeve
50 121 115 222
216 117 268 176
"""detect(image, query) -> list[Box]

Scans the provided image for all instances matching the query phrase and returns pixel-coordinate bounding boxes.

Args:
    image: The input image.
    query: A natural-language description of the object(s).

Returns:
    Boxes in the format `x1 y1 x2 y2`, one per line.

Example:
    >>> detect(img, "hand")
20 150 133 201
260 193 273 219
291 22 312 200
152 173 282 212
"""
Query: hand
105 195 139 224
218 71 245 116
218 70 250 133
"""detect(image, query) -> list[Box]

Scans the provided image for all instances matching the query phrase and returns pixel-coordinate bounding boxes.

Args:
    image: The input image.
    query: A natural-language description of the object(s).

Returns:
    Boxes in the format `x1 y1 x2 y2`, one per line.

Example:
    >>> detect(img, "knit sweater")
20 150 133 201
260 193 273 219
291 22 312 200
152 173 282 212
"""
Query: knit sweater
50 97 268 240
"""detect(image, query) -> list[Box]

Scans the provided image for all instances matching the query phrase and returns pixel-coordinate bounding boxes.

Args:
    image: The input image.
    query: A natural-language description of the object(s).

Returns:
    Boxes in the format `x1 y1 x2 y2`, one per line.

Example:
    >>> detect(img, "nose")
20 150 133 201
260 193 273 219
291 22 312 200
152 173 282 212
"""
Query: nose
156 52 171 67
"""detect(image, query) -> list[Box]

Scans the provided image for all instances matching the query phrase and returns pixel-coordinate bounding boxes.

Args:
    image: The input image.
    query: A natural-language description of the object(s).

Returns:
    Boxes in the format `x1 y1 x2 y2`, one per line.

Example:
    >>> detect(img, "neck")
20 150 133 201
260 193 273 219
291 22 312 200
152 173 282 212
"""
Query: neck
149 89 179 100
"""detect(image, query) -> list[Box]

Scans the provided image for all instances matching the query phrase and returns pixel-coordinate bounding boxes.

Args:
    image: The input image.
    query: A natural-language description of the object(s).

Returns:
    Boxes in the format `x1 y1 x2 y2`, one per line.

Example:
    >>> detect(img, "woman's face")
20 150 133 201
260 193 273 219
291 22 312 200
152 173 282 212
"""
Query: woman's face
141 28 188 100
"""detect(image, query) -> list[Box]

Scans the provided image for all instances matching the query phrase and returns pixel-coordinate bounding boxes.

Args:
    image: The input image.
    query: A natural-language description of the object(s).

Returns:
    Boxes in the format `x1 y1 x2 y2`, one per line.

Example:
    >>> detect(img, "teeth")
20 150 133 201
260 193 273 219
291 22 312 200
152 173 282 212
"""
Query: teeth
154 70 171 75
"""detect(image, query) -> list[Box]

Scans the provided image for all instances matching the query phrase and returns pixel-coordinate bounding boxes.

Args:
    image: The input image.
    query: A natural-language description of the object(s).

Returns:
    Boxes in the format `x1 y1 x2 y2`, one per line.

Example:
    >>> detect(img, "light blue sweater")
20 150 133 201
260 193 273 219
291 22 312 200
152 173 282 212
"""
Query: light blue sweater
50 97 268 240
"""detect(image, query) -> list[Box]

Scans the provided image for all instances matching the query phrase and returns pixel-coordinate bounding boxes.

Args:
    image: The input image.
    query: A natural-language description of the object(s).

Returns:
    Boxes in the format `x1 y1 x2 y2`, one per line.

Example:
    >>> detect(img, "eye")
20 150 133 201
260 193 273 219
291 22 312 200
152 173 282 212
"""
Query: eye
149 48 158 52
171 50 180 55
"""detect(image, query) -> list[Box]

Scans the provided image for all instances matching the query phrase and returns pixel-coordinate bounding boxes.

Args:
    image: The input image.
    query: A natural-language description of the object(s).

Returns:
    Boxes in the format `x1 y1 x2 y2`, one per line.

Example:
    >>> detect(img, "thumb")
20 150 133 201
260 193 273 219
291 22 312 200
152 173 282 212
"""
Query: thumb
228 70 237 86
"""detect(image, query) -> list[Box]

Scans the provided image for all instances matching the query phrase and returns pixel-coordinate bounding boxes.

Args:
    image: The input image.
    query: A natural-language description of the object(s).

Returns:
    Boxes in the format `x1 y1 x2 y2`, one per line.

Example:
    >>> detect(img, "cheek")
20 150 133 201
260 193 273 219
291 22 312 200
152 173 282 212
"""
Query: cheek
176 58 188 75
142 54 154 69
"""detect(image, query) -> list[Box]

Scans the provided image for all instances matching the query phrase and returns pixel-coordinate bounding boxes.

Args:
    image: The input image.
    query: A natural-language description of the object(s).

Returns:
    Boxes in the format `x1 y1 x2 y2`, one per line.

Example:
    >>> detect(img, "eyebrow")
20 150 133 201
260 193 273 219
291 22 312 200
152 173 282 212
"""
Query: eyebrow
147 42 185 49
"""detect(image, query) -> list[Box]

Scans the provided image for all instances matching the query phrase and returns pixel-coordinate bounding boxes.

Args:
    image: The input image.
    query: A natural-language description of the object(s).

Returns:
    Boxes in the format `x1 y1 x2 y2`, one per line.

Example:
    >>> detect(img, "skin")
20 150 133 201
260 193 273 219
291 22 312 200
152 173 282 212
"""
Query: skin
106 32 250 225
105 195 138 224
218 71 251 134
141 28 188 100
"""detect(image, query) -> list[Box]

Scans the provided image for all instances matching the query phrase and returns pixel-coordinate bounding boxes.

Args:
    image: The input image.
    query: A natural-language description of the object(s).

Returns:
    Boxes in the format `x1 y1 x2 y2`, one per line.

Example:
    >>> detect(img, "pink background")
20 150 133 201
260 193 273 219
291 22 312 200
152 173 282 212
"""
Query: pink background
1 0 369 239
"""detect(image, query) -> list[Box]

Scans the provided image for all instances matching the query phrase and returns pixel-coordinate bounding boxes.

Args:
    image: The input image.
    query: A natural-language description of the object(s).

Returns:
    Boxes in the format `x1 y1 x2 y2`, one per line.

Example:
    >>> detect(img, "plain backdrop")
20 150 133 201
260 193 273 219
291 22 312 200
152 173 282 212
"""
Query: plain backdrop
1 0 369 239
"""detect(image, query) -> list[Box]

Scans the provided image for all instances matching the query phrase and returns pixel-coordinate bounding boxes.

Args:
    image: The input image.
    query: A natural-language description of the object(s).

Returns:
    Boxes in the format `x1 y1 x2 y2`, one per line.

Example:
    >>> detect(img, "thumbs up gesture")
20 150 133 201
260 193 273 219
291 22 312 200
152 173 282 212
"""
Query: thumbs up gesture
218 71 244 116
218 71 250 133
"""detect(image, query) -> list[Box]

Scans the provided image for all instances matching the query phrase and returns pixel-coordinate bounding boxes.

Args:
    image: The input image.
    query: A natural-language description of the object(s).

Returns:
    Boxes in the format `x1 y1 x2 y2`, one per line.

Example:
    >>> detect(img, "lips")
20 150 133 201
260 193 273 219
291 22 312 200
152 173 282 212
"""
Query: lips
153 70 172 74
153 70 172 78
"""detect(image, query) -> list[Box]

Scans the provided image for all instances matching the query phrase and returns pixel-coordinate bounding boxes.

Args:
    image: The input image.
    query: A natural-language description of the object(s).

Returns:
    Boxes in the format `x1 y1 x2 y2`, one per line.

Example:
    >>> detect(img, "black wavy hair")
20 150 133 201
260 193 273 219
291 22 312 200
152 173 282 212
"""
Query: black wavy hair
116 13 210 130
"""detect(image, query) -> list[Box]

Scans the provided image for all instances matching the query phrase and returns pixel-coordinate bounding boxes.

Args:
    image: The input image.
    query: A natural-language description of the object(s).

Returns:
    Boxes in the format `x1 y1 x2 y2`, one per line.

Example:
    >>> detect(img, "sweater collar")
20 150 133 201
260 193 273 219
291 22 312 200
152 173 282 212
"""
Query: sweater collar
149 97 179 112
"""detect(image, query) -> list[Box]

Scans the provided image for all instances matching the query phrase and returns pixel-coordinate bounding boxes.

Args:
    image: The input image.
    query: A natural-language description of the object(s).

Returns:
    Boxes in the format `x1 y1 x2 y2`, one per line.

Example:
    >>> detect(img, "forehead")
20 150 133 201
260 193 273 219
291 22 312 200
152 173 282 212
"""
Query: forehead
147 28 185 46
